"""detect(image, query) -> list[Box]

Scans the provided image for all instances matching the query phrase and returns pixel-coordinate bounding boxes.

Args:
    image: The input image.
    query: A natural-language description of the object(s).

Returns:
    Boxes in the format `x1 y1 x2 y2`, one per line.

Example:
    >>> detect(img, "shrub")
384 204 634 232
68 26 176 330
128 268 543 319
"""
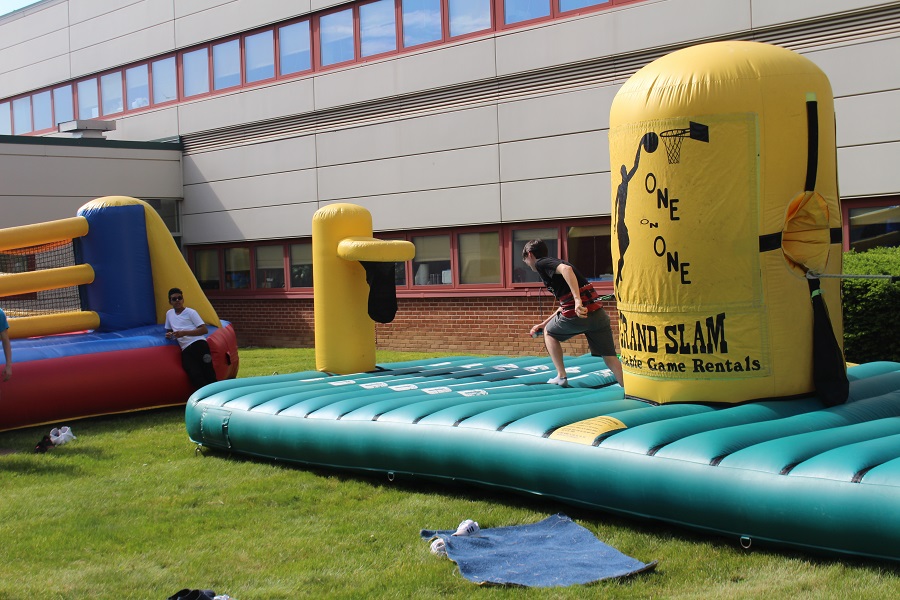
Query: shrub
841 246 900 363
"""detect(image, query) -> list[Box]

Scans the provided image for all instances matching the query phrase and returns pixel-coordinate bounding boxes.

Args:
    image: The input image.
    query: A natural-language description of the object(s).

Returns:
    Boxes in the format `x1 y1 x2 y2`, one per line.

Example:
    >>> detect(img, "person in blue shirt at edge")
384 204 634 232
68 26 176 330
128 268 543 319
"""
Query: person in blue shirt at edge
1 307 11 382
523 240 623 388
165 288 217 390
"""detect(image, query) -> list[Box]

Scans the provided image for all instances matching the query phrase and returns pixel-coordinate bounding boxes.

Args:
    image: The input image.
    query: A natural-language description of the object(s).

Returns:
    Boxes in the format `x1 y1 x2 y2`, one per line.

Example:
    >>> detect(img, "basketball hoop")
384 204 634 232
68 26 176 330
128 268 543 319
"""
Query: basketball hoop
659 121 710 164
660 128 690 164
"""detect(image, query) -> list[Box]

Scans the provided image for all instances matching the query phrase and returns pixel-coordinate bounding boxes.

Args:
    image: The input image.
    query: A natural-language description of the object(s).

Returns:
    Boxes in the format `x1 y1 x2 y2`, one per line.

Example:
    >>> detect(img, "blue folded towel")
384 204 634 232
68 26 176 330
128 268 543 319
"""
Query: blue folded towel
421 513 655 587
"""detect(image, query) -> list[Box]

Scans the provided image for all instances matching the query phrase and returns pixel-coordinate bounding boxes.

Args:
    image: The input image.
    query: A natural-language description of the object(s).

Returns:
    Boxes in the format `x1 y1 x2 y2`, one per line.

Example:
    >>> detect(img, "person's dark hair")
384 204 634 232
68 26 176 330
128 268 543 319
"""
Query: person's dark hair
522 239 548 260
168 287 183 300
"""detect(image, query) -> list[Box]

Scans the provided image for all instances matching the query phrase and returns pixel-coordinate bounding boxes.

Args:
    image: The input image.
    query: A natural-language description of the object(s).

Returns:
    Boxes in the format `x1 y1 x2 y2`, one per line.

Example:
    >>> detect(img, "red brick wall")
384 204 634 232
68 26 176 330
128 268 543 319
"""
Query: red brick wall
210 296 620 356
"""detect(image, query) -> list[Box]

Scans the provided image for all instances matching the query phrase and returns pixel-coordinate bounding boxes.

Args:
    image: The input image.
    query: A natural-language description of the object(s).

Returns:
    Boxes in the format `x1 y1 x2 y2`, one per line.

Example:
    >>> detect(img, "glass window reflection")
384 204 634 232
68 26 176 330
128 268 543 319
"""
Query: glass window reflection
152 57 178 104
360 0 396 57
504 0 550 24
449 0 491 37
53 86 74 124
12 97 31 134
320 9 355 66
245 31 275 82
32 91 52 130
213 40 241 89
279 21 312 75
101 72 124 115
403 0 441 47
77 79 99 119
182 48 210 97
126 65 150 109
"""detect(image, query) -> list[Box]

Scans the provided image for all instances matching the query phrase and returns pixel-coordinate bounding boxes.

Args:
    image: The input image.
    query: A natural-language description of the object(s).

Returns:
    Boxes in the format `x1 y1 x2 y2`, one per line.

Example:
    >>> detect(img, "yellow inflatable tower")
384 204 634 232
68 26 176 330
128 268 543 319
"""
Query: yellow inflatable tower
610 41 846 404
312 203 415 374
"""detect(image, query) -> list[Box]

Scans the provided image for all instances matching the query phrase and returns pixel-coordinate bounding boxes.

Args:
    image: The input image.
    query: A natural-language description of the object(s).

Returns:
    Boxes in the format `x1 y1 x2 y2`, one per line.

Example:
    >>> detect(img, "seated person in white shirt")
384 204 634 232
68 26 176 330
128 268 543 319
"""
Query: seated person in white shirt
165 288 217 390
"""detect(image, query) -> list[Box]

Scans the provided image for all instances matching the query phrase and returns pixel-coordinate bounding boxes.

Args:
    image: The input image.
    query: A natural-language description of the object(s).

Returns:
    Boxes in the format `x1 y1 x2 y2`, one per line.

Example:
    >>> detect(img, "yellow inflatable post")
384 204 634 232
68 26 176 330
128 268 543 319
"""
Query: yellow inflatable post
312 204 415 374
610 41 845 404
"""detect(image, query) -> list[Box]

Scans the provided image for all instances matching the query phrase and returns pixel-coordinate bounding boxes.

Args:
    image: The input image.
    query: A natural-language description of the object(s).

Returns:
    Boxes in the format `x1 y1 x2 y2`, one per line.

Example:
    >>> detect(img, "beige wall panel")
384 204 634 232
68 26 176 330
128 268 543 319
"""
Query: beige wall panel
183 135 317 185
315 106 499 166
500 131 608 182
751 0 895 28
177 78 316 135
0 152 181 198
106 107 181 143
837 142 900 198
0 196 95 228
0 55 71 98
0 28 68 76
71 22 176 78
320 184 502 231
310 0 346 13
495 0 750 76
500 172 611 222
174 0 311 48
313 39 498 110
805 38 900 98
183 169 317 214
498 86 618 143
0 2 68 51
182 202 319 244
835 90 900 148
317 145 499 201
69 0 173 31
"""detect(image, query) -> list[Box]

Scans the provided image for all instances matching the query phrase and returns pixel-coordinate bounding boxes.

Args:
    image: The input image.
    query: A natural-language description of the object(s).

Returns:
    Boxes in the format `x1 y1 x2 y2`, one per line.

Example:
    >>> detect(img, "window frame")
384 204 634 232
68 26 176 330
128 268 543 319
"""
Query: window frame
841 196 900 252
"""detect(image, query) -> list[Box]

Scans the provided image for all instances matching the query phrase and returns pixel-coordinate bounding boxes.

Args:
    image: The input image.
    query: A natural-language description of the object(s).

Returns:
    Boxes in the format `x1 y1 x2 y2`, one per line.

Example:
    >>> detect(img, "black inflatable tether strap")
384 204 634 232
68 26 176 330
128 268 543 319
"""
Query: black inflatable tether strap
360 261 398 324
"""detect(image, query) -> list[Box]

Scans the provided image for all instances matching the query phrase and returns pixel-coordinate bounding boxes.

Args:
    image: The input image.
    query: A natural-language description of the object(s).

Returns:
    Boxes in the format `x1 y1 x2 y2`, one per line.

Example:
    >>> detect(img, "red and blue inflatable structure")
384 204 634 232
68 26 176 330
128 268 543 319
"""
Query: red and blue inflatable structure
0 196 238 431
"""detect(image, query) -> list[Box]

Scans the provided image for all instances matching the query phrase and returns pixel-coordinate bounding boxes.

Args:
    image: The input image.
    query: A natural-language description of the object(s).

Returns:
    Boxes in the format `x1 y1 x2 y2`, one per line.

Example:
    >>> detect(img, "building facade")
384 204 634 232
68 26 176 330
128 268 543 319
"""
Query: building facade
1 0 898 353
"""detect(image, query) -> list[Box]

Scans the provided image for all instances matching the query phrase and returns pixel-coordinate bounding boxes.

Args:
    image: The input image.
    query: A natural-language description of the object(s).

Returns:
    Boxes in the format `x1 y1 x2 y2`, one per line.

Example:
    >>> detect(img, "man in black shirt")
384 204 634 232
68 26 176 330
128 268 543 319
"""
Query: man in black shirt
523 240 623 387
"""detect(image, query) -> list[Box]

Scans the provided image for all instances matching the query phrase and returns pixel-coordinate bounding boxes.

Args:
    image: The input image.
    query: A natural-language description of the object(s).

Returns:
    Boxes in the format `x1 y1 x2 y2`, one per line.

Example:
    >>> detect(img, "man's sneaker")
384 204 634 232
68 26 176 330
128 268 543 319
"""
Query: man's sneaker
547 376 569 387
452 519 480 536
430 538 448 557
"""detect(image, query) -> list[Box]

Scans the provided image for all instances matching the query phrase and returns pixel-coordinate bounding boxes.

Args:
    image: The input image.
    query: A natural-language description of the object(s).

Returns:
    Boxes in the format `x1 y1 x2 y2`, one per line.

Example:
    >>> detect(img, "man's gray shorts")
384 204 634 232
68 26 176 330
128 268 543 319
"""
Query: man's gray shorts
544 309 616 357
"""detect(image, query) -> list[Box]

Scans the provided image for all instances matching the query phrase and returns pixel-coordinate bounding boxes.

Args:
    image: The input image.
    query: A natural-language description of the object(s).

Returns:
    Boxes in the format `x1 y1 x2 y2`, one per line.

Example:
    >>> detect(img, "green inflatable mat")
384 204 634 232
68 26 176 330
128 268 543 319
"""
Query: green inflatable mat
186 356 900 562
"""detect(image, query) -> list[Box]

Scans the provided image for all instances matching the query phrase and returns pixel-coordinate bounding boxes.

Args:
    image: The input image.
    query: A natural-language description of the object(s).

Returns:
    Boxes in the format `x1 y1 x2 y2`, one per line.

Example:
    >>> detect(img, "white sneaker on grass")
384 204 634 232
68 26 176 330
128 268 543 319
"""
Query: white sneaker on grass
452 519 480 536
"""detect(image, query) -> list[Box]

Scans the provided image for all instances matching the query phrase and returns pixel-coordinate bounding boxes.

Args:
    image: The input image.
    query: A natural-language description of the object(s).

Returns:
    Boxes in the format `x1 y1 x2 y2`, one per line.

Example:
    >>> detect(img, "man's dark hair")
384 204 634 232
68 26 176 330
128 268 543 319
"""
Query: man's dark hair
522 239 548 260
168 287 183 300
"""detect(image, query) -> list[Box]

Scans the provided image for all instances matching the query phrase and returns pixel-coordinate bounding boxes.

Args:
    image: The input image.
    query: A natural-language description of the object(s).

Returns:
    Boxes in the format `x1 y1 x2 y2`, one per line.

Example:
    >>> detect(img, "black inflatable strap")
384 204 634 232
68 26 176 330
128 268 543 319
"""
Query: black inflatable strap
359 261 398 324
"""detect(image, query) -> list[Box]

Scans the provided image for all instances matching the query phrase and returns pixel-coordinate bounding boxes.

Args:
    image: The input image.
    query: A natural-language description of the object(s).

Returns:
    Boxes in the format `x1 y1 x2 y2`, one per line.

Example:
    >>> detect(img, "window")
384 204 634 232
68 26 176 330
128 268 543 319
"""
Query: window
504 0 550 24
32 91 52 130
245 30 275 83
848 204 900 251
77 79 99 119
458 232 500 284
279 21 312 75
152 57 178 104
512 228 558 283
290 243 313 287
53 86 74 124
567 224 613 281
402 0 442 47
126 65 150 109
320 8 355 66
101 72 124 115
360 0 397 57
560 0 607 11
182 48 210 97
12 97 32 134
195 249 221 291
224 248 251 289
213 40 241 90
448 0 491 37
256 246 285 289
412 235 451 285
0 102 10 135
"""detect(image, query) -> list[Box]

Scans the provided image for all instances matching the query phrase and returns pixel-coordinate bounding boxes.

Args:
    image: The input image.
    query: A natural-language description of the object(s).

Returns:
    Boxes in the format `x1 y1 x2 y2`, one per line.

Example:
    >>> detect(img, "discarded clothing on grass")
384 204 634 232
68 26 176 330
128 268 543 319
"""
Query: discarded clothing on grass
421 513 656 587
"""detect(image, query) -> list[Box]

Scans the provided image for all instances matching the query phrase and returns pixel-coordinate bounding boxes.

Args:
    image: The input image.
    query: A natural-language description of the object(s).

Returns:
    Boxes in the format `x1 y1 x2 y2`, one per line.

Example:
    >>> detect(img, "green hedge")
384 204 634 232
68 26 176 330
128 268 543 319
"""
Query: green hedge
841 246 900 363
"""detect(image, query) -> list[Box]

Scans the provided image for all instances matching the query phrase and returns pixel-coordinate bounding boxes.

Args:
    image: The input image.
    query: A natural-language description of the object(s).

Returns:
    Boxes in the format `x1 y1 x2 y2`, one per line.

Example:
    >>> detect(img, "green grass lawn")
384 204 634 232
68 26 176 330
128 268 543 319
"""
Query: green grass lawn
0 348 898 599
